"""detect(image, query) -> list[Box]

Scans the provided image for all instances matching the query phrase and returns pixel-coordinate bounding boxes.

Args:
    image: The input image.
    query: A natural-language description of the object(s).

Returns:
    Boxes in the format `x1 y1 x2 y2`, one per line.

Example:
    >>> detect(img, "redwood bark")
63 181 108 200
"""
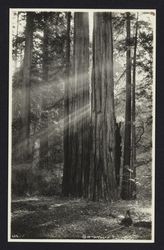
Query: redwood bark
62 12 90 197
89 13 117 201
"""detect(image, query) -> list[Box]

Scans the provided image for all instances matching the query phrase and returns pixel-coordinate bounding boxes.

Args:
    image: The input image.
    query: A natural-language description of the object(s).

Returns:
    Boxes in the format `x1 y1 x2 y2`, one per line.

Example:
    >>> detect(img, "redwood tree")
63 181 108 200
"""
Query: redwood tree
62 12 90 197
89 13 117 201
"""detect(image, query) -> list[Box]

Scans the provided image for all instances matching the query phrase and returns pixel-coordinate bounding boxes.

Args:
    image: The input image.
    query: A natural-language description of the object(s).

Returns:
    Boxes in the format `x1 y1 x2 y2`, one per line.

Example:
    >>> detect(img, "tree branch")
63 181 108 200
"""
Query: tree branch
135 125 144 145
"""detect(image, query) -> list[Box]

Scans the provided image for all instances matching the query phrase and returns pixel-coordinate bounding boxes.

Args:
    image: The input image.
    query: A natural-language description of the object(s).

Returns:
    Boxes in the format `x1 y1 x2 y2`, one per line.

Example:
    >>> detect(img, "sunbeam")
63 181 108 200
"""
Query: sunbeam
12 103 91 158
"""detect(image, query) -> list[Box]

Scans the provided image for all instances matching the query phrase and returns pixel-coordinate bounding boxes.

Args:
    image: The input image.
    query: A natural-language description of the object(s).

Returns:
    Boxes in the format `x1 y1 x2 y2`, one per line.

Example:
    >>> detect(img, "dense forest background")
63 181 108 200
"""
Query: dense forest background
10 10 155 240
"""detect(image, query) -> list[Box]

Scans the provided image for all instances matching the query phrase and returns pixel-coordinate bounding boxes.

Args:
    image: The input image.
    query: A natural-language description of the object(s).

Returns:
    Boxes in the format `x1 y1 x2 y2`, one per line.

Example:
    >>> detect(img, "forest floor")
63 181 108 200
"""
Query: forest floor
11 164 152 241
11 196 152 241
11 150 152 241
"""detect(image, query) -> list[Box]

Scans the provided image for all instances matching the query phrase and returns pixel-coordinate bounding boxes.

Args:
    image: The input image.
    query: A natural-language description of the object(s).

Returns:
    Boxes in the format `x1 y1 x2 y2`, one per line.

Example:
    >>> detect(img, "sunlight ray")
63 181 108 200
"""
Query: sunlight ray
12 103 91 157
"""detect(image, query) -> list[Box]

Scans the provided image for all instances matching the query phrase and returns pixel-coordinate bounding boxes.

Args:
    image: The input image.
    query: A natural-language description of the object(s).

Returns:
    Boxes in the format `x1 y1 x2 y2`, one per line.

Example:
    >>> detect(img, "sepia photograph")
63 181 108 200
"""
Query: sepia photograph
8 8 156 242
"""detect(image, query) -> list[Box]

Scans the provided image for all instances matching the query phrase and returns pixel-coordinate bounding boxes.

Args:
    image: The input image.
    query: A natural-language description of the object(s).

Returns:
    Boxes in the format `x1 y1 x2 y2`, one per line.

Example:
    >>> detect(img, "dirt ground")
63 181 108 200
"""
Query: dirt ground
11 195 152 240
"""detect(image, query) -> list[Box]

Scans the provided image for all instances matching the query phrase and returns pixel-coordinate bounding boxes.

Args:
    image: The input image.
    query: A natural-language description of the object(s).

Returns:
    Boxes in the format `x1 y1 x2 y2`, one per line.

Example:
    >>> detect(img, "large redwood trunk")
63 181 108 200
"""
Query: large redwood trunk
62 12 90 197
89 13 117 201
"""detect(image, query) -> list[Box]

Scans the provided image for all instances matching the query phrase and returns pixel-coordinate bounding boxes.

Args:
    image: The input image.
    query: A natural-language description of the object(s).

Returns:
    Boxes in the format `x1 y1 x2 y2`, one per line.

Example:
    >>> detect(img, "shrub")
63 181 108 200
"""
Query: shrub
12 164 63 197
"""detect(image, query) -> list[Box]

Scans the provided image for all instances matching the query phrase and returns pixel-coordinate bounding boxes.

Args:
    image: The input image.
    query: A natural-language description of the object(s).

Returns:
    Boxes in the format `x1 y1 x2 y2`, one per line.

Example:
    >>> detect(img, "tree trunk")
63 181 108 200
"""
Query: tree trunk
21 12 33 162
121 12 134 200
15 12 19 72
62 12 71 195
89 13 117 201
40 13 49 169
62 12 90 197
131 14 139 198
115 122 122 186
73 12 90 197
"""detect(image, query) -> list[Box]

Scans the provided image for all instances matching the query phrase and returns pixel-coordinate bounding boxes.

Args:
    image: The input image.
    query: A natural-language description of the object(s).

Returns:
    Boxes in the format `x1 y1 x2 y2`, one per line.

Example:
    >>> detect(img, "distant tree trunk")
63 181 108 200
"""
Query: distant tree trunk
121 12 134 200
40 13 49 169
115 122 122 186
89 13 117 201
131 14 139 198
62 12 90 197
15 12 19 72
21 12 33 162
62 12 71 195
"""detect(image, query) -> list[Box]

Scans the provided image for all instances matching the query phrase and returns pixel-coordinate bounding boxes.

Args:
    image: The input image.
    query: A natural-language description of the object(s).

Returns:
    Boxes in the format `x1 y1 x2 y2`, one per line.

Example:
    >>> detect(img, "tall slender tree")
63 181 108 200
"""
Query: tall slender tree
14 12 19 72
40 13 49 168
21 12 34 161
62 12 71 195
131 13 139 198
115 122 122 186
121 12 133 200
89 13 117 201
